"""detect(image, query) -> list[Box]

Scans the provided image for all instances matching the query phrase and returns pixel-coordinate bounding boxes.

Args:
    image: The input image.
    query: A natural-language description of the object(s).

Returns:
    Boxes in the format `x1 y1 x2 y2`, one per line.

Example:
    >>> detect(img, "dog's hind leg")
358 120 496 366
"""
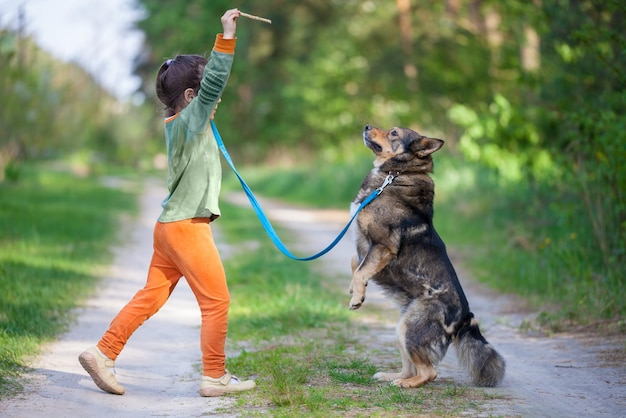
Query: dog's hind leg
374 343 437 388
374 319 417 382
390 303 449 388
391 319 438 388
394 360 437 388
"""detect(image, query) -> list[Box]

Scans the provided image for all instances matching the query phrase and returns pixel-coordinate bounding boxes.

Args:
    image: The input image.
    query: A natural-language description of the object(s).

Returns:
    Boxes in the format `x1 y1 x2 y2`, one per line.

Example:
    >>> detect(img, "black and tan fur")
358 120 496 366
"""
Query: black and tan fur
349 124 505 388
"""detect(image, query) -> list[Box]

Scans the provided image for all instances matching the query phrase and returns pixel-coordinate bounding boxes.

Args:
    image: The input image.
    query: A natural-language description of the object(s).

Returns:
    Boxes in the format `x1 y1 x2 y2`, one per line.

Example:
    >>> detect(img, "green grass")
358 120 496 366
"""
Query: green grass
219 333 503 416
0 165 137 397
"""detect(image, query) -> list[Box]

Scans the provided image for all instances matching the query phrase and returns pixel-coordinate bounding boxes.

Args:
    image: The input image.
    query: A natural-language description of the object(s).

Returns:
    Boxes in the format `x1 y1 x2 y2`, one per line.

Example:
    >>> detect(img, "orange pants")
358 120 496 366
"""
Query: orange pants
97 218 229 378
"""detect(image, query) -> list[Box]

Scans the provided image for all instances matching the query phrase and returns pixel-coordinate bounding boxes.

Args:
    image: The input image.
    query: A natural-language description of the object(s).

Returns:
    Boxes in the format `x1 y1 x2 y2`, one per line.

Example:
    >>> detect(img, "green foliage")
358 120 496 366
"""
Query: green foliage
537 0 625 283
137 0 494 154
440 0 625 315
448 94 554 183
0 166 137 396
0 27 160 180
559 92 626 273
436 150 625 325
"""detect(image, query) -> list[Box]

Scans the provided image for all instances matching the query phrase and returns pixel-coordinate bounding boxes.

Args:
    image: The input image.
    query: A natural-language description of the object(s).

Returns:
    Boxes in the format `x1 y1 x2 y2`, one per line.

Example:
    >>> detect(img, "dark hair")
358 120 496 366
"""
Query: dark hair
156 54 208 117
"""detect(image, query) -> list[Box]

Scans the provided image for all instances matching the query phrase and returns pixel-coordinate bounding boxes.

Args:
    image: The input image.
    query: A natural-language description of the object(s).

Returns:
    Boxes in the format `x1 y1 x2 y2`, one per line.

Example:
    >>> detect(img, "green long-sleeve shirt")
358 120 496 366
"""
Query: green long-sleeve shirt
158 35 236 223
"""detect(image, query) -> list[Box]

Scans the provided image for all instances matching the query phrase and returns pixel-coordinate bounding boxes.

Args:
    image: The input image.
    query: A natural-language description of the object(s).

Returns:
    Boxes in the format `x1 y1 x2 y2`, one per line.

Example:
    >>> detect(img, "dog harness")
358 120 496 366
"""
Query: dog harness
211 120 396 261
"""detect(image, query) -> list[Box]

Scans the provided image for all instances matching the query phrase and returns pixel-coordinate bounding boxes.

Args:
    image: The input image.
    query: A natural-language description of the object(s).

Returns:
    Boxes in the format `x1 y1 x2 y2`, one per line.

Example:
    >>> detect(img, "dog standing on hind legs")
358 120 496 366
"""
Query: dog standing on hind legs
349 124 505 388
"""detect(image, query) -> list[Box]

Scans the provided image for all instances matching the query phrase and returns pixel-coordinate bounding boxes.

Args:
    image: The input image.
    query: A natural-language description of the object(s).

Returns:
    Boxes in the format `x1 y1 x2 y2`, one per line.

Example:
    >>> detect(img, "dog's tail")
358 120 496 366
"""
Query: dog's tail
454 313 505 387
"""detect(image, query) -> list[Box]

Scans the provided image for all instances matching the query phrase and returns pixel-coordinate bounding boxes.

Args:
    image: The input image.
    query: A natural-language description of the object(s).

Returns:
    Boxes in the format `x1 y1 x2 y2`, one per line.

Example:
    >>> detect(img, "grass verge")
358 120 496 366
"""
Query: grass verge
0 165 137 398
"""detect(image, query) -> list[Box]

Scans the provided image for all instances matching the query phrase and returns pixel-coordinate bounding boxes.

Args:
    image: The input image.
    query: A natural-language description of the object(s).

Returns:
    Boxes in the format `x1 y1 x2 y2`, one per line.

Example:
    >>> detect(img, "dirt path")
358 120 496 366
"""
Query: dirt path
1 183 624 417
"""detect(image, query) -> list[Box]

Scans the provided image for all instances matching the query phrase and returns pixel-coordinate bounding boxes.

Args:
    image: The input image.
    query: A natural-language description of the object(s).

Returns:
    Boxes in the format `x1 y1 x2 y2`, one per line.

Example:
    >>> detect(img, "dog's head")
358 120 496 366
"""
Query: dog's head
362 124 444 171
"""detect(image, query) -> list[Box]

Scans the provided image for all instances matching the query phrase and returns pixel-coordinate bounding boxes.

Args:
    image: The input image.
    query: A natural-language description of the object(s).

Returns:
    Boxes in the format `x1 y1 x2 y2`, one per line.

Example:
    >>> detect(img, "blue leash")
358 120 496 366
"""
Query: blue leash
211 120 394 261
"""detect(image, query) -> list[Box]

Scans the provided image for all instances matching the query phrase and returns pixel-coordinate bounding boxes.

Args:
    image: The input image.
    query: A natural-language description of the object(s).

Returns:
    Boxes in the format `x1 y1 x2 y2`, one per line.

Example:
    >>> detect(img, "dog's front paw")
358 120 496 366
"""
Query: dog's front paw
348 277 367 310
349 294 365 310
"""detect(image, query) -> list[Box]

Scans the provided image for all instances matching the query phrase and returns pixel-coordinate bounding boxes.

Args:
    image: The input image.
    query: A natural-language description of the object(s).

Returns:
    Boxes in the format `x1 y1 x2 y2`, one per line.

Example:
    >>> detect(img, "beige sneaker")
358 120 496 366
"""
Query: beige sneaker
78 346 125 395
199 370 256 397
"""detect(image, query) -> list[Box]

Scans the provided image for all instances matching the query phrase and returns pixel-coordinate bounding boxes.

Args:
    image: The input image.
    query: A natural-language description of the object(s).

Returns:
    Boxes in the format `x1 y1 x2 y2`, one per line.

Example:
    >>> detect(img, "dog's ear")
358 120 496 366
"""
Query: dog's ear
414 137 444 158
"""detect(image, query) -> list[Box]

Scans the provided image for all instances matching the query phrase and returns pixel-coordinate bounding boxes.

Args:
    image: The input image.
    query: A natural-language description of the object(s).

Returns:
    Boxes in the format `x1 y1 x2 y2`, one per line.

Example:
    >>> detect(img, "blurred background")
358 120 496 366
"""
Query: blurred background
0 0 624 322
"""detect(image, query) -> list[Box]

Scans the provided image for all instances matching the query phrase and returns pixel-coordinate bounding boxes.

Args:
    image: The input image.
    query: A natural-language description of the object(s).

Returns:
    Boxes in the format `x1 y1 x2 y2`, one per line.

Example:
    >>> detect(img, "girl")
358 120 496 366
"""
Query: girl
79 8 255 397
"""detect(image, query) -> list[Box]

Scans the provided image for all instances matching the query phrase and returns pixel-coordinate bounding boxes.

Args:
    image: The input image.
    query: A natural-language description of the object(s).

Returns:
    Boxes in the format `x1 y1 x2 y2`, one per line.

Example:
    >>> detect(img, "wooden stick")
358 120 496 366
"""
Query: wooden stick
239 11 272 24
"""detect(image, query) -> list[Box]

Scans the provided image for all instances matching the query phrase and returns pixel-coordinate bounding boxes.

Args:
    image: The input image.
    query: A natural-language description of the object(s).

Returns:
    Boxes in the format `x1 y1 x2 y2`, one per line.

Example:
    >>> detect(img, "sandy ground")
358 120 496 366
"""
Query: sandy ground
1 181 625 417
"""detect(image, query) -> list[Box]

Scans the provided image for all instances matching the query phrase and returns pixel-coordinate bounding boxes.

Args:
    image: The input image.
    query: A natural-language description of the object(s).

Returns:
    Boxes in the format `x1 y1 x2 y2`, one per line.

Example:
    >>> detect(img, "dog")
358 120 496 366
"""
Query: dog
348 124 505 388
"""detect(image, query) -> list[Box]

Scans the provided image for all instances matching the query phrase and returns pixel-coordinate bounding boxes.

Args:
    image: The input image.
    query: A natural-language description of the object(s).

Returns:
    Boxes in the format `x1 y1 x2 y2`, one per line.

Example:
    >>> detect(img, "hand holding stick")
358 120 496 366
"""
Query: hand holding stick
239 11 272 24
